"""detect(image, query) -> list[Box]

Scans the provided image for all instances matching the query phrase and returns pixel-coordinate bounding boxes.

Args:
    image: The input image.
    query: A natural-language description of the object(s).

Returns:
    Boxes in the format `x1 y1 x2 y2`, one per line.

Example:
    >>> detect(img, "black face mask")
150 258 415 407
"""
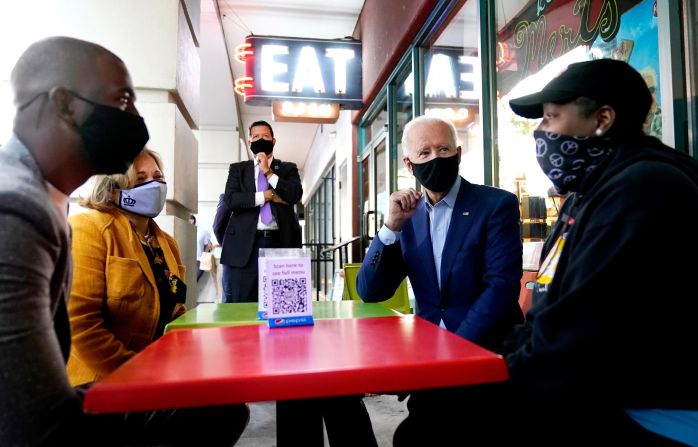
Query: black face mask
410 153 460 192
251 138 274 155
70 92 150 174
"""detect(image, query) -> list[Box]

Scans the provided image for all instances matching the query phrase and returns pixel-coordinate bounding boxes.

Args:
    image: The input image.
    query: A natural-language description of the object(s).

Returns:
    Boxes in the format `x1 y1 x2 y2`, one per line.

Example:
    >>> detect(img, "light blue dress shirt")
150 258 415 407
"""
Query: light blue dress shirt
378 177 461 290
377 177 461 327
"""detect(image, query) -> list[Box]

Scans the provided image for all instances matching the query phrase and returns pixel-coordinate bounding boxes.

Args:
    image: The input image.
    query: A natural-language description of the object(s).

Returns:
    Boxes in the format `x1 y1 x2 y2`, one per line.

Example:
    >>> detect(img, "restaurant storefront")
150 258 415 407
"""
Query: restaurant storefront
352 0 696 250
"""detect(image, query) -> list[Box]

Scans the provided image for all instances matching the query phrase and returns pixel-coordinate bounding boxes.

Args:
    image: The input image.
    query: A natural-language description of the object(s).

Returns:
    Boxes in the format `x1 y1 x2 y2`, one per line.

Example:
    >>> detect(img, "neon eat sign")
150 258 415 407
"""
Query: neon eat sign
240 35 362 109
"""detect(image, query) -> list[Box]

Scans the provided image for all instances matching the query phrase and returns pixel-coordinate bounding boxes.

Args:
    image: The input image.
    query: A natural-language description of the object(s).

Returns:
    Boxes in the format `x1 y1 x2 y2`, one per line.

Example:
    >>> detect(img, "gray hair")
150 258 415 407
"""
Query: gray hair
401 115 459 157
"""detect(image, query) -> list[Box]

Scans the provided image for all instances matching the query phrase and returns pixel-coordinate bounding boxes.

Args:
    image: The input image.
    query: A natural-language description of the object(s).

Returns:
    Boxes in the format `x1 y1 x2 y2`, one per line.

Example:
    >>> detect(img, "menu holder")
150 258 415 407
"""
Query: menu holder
258 248 314 327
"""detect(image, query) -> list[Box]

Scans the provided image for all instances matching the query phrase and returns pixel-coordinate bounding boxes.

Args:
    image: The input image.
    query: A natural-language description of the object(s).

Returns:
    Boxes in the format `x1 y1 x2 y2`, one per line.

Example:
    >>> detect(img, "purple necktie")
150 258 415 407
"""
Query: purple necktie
257 168 272 224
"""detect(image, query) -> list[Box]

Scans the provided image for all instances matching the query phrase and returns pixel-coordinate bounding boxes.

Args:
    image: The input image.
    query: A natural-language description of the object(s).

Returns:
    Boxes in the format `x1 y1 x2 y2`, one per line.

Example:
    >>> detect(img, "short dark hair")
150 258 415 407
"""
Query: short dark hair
249 120 274 138
571 97 600 118
11 36 124 107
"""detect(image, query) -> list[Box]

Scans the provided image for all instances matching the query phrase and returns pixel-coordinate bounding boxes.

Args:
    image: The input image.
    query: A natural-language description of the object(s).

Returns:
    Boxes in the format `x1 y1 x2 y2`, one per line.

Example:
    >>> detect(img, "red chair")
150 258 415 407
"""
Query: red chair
519 271 538 315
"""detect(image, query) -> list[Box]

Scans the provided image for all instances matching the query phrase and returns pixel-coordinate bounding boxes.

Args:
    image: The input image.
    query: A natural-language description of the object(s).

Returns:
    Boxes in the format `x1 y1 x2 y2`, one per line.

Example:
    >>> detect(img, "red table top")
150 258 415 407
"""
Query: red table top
84 316 509 413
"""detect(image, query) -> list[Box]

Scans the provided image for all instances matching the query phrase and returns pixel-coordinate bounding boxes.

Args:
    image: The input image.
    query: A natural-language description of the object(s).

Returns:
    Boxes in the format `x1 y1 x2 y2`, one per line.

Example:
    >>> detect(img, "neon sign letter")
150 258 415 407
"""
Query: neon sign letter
291 46 325 94
326 48 355 94
261 45 289 92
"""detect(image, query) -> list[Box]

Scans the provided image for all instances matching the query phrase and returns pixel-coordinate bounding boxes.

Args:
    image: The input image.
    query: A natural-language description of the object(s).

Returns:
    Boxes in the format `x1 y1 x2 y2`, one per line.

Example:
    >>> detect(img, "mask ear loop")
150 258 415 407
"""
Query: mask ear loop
18 91 49 128
107 176 123 207
47 87 83 130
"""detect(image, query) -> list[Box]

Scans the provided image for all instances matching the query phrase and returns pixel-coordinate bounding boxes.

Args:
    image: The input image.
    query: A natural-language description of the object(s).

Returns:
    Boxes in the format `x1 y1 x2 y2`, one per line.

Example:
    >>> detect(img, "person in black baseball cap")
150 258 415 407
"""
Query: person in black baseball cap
509 58 655 194
509 58 652 132
394 58 698 446
504 60 698 444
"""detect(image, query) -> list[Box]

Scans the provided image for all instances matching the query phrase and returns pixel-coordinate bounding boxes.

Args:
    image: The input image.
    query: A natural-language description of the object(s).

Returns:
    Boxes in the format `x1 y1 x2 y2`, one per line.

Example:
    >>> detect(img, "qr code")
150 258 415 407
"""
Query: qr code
270 277 308 314
261 274 268 309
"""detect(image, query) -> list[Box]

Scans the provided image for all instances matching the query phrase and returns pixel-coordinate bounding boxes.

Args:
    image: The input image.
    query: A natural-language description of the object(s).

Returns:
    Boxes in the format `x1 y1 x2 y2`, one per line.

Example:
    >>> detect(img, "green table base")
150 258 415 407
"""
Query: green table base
165 301 401 333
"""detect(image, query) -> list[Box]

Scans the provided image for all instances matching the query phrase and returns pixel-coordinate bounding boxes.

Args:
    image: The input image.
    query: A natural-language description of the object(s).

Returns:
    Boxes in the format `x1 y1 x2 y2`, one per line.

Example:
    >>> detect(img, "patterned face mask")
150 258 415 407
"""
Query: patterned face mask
534 130 614 194
118 180 167 218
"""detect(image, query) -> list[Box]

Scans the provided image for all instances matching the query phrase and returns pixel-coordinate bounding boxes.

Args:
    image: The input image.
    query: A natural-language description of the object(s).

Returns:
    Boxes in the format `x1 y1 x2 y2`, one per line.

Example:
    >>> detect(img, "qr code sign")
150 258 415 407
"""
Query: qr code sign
261 274 269 309
271 277 308 314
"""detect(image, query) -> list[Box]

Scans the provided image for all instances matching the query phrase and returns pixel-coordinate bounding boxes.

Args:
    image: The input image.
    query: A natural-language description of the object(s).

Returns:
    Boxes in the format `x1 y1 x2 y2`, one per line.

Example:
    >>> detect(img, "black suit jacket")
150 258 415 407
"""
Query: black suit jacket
220 158 302 267
212 193 229 244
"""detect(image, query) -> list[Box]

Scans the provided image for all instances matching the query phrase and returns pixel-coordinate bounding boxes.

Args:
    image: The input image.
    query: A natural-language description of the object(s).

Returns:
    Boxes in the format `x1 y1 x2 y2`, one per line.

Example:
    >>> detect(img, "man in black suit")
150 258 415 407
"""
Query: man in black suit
220 120 302 303
218 122 377 446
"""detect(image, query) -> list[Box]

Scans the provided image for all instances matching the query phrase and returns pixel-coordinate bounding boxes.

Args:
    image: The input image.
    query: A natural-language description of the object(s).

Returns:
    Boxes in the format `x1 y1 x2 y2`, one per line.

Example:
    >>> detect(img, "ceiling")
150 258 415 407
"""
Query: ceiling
214 0 365 170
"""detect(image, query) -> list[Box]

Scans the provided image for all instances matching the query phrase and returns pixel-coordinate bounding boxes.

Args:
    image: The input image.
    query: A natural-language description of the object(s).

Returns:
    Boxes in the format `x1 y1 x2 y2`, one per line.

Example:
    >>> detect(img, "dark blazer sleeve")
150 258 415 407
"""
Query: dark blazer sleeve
273 161 302 205
212 193 231 244
224 162 256 210
455 192 522 342
356 236 407 301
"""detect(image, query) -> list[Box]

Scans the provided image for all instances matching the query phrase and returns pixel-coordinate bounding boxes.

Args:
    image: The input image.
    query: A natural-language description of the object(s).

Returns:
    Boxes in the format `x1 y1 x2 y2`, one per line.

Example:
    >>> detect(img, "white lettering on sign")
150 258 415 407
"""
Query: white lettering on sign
458 56 480 100
245 36 361 107
260 44 355 95
292 46 325 93
325 48 355 94
261 45 289 92
425 54 457 98
402 52 481 101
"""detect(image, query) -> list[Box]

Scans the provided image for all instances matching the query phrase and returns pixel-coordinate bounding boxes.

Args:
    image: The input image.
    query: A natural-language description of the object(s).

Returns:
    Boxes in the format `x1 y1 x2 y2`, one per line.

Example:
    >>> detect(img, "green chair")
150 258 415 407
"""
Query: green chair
342 263 412 314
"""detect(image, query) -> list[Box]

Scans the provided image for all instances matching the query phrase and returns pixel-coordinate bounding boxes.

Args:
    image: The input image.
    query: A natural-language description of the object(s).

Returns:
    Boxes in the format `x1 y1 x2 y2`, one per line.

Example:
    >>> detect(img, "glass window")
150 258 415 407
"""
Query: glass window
395 65 415 190
375 140 387 229
337 161 348 239
303 167 335 300
361 156 371 232
423 0 484 185
495 0 662 240
366 106 388 145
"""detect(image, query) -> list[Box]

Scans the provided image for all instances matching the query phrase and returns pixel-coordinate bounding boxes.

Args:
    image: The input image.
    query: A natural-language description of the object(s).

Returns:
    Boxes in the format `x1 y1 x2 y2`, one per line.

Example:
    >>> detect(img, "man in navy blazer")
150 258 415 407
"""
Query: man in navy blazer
357 115 523 350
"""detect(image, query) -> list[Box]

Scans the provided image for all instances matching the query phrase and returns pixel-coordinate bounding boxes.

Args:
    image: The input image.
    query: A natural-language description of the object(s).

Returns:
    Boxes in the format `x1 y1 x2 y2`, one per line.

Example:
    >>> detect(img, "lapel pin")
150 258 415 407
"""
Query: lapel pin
463 211 470 216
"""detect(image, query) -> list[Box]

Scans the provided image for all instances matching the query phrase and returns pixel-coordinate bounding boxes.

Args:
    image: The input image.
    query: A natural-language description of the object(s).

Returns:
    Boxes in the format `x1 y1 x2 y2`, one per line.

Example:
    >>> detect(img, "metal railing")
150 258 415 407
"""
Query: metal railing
303 237 363 301
320 236 362 268
302 242 334 301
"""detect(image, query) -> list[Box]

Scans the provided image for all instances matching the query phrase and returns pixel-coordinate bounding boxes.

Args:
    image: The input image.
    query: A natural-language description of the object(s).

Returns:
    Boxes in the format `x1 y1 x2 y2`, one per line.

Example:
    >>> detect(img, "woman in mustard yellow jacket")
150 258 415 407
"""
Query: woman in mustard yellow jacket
67 149 187 386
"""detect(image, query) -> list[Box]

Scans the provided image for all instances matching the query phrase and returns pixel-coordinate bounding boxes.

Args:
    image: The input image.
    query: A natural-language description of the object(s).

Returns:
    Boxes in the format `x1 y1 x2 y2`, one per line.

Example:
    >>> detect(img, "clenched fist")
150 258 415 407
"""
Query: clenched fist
256 153 270 174
384 188 422 231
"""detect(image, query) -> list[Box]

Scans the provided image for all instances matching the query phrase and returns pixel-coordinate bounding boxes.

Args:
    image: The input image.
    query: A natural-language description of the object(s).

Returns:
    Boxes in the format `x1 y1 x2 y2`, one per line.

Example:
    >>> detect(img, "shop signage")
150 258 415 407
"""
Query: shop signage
497 0 641 81
424 48 479 103
235 35 362 109
271 101 340 124
400 47 480 105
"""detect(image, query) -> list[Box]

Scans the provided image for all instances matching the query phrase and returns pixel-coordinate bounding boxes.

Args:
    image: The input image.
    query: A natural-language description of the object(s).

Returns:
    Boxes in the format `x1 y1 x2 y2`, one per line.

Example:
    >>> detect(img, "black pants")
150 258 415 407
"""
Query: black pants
277 395 377 447
393 383 686 446
50 385 250 446
222 231 281 303
195 260 204 282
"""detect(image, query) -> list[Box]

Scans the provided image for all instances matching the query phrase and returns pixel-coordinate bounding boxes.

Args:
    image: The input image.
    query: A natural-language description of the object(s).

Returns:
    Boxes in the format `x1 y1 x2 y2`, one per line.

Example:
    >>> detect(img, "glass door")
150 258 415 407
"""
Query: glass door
359 127 388 255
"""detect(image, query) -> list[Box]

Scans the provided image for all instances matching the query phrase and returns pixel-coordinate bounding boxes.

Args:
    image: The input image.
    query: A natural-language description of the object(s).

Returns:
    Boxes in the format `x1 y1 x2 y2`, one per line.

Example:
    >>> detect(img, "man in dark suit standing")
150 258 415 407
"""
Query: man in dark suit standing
220 120 302 303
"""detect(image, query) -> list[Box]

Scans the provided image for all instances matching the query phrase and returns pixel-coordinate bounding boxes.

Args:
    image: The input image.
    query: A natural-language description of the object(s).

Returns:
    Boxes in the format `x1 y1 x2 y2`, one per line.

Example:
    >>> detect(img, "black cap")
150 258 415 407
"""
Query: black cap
509 59 652 127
